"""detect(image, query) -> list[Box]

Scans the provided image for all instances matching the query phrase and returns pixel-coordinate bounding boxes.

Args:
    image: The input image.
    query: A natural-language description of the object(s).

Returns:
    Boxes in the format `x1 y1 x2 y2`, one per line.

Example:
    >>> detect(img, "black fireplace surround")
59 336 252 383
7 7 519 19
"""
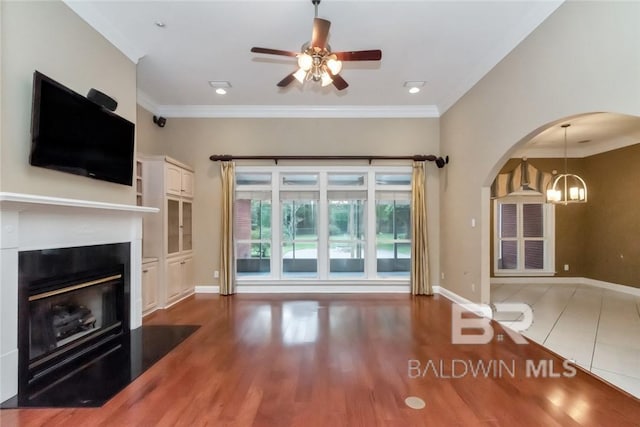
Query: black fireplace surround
2 243 199 408
17 243 130 406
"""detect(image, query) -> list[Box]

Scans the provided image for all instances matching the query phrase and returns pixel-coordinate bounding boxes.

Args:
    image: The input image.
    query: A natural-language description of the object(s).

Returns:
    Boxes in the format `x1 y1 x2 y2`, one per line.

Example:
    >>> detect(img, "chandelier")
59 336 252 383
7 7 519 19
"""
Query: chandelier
546 124 587 204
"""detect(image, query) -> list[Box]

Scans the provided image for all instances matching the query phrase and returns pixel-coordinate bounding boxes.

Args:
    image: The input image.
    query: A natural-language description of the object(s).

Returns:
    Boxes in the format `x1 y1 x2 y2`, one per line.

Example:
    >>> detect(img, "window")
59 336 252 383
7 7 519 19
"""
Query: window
281 196 319 277
235 191 271 276
375 173 411 277
234 167 412 281
328 191 366 277
494 195 554 275
235 172 273 277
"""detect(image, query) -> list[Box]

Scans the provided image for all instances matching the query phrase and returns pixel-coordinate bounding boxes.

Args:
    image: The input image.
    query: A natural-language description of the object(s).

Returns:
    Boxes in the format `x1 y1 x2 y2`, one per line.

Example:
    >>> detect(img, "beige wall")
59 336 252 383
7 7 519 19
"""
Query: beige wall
1 1 137 204
136 105 165 156
440 1 640 302
137 114 441 287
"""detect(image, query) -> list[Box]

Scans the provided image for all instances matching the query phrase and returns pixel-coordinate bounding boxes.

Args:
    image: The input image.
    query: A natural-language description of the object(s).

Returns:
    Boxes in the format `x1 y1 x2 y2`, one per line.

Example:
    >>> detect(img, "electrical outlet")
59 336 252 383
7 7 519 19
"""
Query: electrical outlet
214 270 219 279
564 264 569 271
441 272 445 280
471 283 476 292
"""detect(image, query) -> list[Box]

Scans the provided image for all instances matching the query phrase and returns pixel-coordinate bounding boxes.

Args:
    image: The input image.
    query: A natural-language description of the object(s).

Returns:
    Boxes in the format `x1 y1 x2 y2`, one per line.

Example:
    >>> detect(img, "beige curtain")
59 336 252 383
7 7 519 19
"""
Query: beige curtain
220 161 235 295
411 161 432 295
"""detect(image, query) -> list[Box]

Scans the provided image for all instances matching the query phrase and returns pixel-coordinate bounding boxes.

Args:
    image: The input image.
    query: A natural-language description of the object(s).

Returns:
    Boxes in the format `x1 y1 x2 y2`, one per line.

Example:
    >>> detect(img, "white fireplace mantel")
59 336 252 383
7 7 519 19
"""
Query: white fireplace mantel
0 192 158 402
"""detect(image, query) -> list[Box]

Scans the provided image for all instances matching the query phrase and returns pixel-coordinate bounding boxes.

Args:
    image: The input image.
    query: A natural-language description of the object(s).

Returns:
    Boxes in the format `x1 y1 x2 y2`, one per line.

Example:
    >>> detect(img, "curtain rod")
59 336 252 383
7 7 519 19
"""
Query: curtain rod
209 154 449 168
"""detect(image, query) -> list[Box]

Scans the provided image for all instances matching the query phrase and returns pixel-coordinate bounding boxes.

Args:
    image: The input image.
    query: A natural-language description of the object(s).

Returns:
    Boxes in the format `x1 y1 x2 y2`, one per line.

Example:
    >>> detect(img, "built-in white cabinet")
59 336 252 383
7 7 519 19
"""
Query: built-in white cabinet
166 255 194 304
140 155 195 308
142 258 159 315
166 163 194 198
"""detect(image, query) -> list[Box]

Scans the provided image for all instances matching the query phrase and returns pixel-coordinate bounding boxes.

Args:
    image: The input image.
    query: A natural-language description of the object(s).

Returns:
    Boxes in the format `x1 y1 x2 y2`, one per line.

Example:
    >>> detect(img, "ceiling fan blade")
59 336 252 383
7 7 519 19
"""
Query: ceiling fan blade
277 72 297 88
333 50 382 61
330 72 349 91
251 47 299 57
311 18 331 49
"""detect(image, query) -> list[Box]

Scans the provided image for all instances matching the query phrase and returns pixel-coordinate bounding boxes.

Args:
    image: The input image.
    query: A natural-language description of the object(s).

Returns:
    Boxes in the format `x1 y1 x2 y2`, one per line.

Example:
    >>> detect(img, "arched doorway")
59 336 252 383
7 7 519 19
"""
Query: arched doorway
485 112 640 397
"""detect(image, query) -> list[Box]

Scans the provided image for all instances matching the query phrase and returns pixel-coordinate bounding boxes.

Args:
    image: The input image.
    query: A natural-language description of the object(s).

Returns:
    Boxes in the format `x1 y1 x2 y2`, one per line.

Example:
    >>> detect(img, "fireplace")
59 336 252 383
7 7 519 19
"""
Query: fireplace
18 243 130 405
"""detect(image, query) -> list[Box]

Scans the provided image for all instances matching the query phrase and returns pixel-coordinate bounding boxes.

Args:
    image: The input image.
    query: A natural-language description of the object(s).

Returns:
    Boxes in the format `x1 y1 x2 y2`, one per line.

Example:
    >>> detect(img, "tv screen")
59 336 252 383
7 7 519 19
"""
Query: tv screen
30 71 135 186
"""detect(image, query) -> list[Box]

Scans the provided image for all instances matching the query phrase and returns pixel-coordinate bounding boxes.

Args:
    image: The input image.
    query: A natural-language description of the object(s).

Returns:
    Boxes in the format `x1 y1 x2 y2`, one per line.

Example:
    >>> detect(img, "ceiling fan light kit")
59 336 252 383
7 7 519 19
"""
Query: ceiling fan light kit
250 0 382 91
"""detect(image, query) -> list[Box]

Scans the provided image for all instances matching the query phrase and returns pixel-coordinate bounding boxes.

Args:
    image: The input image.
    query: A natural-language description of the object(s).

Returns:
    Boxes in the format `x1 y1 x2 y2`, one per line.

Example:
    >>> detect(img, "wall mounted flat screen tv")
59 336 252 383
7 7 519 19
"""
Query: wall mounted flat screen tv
30 71 135 186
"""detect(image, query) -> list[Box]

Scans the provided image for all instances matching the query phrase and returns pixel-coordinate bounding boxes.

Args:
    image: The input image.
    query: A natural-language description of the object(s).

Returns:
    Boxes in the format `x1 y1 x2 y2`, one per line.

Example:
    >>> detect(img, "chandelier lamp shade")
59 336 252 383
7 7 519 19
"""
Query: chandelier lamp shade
546 124 588 204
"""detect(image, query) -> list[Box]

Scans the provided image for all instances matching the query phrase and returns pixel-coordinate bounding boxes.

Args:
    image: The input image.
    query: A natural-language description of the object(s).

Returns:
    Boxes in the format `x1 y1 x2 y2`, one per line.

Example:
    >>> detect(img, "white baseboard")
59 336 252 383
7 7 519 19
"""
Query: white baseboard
164 292 194 308
491 277 580 285
195 285 220 294
491 276 640 297
581 278 640 297
195 284 412 294
434 285 487 314
236 285 410 293
0 349 18 402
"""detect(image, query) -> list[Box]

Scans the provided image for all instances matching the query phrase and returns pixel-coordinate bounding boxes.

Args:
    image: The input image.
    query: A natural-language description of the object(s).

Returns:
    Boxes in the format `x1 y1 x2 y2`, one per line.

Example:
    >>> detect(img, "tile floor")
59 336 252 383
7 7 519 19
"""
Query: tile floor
491 282 640 398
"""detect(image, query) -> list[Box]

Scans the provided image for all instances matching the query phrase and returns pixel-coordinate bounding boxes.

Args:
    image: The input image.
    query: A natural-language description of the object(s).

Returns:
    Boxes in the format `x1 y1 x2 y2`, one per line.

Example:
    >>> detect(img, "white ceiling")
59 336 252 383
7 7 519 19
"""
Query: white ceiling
513 113 640 158
65 0 563 118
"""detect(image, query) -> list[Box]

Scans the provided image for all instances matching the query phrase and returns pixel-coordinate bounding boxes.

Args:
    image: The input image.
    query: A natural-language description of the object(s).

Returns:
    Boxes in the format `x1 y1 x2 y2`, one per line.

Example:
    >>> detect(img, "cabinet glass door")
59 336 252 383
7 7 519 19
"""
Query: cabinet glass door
167 199 180 254
182 200 193 251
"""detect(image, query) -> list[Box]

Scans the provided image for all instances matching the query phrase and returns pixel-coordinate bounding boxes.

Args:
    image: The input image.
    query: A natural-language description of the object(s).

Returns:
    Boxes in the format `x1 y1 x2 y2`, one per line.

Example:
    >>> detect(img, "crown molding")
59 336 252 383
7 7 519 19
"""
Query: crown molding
136 89 440 118
149 104 440 119
136 90 159 115
63 1 145 64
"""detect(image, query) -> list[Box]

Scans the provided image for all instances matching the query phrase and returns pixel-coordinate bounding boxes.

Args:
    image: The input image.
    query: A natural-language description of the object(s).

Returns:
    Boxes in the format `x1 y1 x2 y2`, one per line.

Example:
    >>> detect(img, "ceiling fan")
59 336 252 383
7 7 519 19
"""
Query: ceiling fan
250 0 382 91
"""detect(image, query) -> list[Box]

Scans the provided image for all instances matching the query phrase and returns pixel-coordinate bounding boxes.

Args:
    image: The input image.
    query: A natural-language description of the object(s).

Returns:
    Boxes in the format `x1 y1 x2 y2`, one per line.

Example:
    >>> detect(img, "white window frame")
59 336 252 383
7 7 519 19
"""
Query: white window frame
493 192 555 276
234 165 412 284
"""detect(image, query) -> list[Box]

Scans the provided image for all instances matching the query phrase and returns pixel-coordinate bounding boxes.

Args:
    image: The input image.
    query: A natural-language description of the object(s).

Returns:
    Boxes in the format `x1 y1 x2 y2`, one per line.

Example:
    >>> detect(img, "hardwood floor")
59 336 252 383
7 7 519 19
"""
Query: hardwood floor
2 293 639 426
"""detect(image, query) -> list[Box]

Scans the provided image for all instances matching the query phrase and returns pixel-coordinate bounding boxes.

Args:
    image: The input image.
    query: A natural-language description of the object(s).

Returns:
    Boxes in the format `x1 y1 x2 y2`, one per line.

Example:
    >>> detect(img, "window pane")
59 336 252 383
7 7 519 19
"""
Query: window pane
376 242 410 274
281 174 318 186
283 243 318 276
329 200 365 240
328 173 366 186
236 173 271 186
236 243 271 276
377 242 410 259
500 241 517 269
523 204 543 238
329 243 365 275
376 200 410 240
282 200 318 241
500 204 517 238
524 241 544 269
376 173 411 186
235 199 272 241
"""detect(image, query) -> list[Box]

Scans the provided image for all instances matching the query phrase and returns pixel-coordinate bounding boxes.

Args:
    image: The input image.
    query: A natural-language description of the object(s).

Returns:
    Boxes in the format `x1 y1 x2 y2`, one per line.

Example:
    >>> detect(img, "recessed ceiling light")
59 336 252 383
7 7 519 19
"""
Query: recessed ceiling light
155 21 166 28
404 81 426 94
209 81 232 95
